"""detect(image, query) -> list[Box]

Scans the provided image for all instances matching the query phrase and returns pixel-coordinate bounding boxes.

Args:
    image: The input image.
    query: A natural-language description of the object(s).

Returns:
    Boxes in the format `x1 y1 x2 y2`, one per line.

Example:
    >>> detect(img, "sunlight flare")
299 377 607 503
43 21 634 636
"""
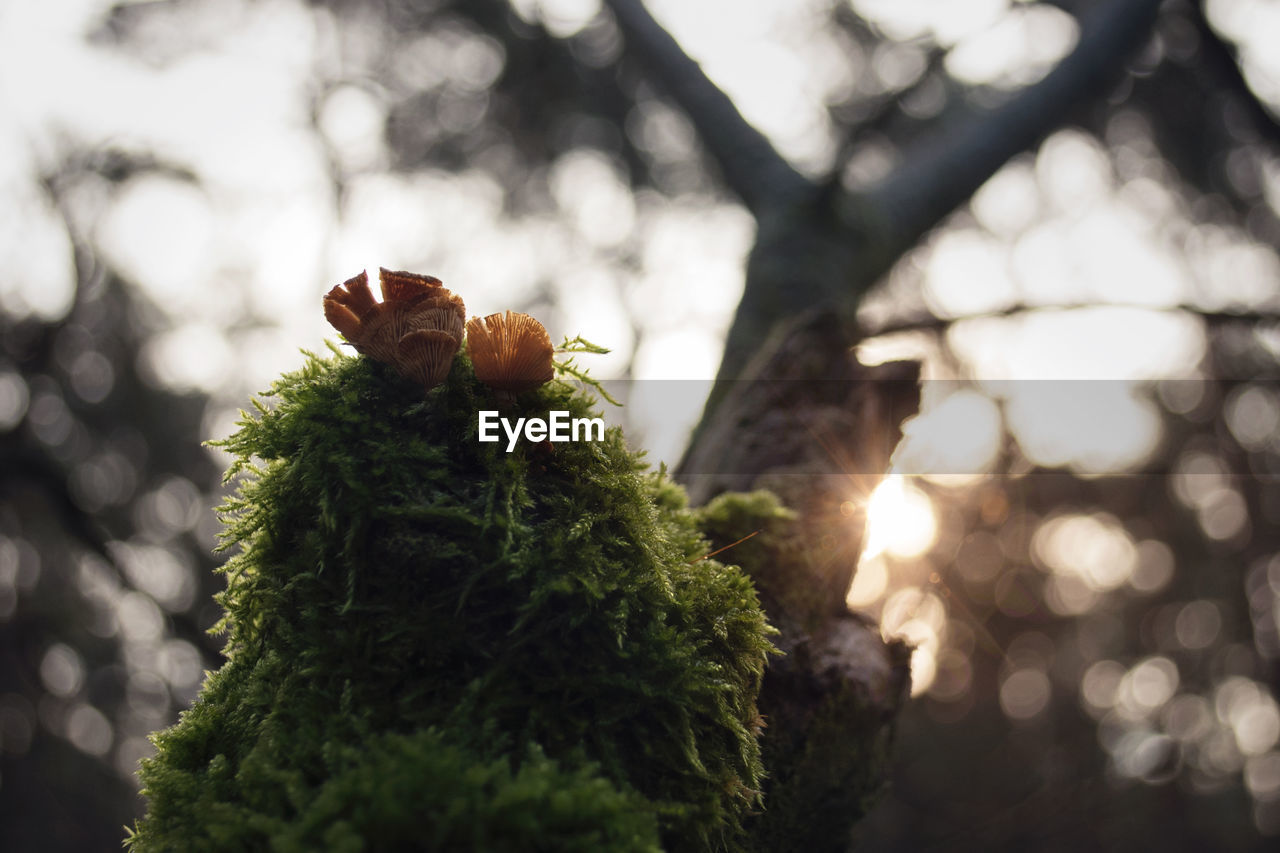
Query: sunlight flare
862 476 938 560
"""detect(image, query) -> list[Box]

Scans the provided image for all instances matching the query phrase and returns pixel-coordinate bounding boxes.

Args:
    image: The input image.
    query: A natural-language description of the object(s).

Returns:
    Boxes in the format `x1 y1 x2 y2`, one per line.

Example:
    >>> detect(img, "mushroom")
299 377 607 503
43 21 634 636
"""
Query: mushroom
323 268 465 391
397 329 462 391
322 271 376 344
465 310 555 395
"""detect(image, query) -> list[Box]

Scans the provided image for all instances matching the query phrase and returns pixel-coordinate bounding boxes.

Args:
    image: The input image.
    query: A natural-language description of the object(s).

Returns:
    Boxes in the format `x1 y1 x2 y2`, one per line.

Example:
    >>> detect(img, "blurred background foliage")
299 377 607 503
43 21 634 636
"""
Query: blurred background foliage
2 0 1280 849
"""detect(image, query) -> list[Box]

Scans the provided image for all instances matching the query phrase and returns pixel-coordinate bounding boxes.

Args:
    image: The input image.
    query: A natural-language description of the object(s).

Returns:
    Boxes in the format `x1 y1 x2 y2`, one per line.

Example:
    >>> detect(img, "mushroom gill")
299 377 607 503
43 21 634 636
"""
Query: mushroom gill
465 310 555 395
397 329 462 391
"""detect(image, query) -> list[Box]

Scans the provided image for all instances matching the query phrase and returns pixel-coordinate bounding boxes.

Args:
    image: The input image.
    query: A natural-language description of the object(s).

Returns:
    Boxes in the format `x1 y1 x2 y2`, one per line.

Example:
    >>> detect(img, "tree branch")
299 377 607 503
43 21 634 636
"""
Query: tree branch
860 302 1280 339
677 309 918 847
697 0 1163 413
1190 0 1280 146
601 0 814 213
848 0 1164 264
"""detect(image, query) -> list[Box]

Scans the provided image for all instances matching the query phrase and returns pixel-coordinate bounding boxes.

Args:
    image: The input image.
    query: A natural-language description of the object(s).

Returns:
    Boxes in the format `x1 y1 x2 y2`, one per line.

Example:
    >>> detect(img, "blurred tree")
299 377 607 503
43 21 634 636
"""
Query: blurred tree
1 154 231 849
4 0 1280 850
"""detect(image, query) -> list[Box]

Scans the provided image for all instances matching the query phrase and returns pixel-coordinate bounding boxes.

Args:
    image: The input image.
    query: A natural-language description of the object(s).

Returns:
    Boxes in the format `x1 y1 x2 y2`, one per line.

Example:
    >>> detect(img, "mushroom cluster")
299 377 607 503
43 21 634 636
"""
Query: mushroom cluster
323 268 465 390
324 269 555 396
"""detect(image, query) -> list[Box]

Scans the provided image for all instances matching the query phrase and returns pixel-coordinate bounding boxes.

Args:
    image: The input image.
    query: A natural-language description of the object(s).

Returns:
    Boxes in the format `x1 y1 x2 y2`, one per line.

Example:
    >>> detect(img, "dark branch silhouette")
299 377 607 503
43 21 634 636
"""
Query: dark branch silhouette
615 0 1165 395
1190 0 1280 147
859 302 1280 339
602 0 814 212
851 0 1165 267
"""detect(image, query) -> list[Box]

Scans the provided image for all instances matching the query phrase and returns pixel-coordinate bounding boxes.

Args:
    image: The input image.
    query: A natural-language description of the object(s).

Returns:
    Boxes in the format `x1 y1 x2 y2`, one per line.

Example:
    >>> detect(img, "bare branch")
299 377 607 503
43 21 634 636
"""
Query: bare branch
848 0 1164 264
699 0 1163 406
1190 0 1280 146
601 0 814 213
860 302 1280 339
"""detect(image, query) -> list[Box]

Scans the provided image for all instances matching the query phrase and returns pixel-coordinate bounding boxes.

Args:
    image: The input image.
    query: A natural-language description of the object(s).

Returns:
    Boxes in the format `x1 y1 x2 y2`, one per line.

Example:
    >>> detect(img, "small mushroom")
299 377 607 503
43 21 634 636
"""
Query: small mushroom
323 268 466 391
466 310 555 395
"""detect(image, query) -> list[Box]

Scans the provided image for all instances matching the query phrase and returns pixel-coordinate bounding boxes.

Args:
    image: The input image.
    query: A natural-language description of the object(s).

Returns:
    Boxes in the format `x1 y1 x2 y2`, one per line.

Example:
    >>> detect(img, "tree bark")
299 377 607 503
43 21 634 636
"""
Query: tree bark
604 0 1166 844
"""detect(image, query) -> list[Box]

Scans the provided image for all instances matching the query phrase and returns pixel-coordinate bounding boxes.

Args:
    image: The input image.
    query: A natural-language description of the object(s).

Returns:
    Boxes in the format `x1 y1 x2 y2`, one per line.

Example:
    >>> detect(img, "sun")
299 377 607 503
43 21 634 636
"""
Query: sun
861 475 937 560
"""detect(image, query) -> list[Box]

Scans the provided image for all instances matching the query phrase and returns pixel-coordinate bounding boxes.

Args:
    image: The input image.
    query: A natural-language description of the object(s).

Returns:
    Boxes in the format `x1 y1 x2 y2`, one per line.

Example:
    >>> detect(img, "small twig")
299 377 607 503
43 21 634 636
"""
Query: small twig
689 529 760 564
832 41 950 179
601 0 814 213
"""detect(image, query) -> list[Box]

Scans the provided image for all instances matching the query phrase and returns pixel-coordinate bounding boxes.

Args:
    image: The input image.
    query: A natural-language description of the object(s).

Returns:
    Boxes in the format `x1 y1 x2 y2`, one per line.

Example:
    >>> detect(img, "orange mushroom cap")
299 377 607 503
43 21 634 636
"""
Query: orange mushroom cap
378 268 443 306
466 311 555 394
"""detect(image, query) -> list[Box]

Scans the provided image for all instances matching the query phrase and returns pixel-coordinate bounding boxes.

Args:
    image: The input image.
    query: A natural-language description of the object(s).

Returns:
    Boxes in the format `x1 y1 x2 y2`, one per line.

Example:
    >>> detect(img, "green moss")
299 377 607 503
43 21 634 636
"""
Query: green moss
697 491 904 850
695 491 798 609
130 349 777 852
745 682 897 853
